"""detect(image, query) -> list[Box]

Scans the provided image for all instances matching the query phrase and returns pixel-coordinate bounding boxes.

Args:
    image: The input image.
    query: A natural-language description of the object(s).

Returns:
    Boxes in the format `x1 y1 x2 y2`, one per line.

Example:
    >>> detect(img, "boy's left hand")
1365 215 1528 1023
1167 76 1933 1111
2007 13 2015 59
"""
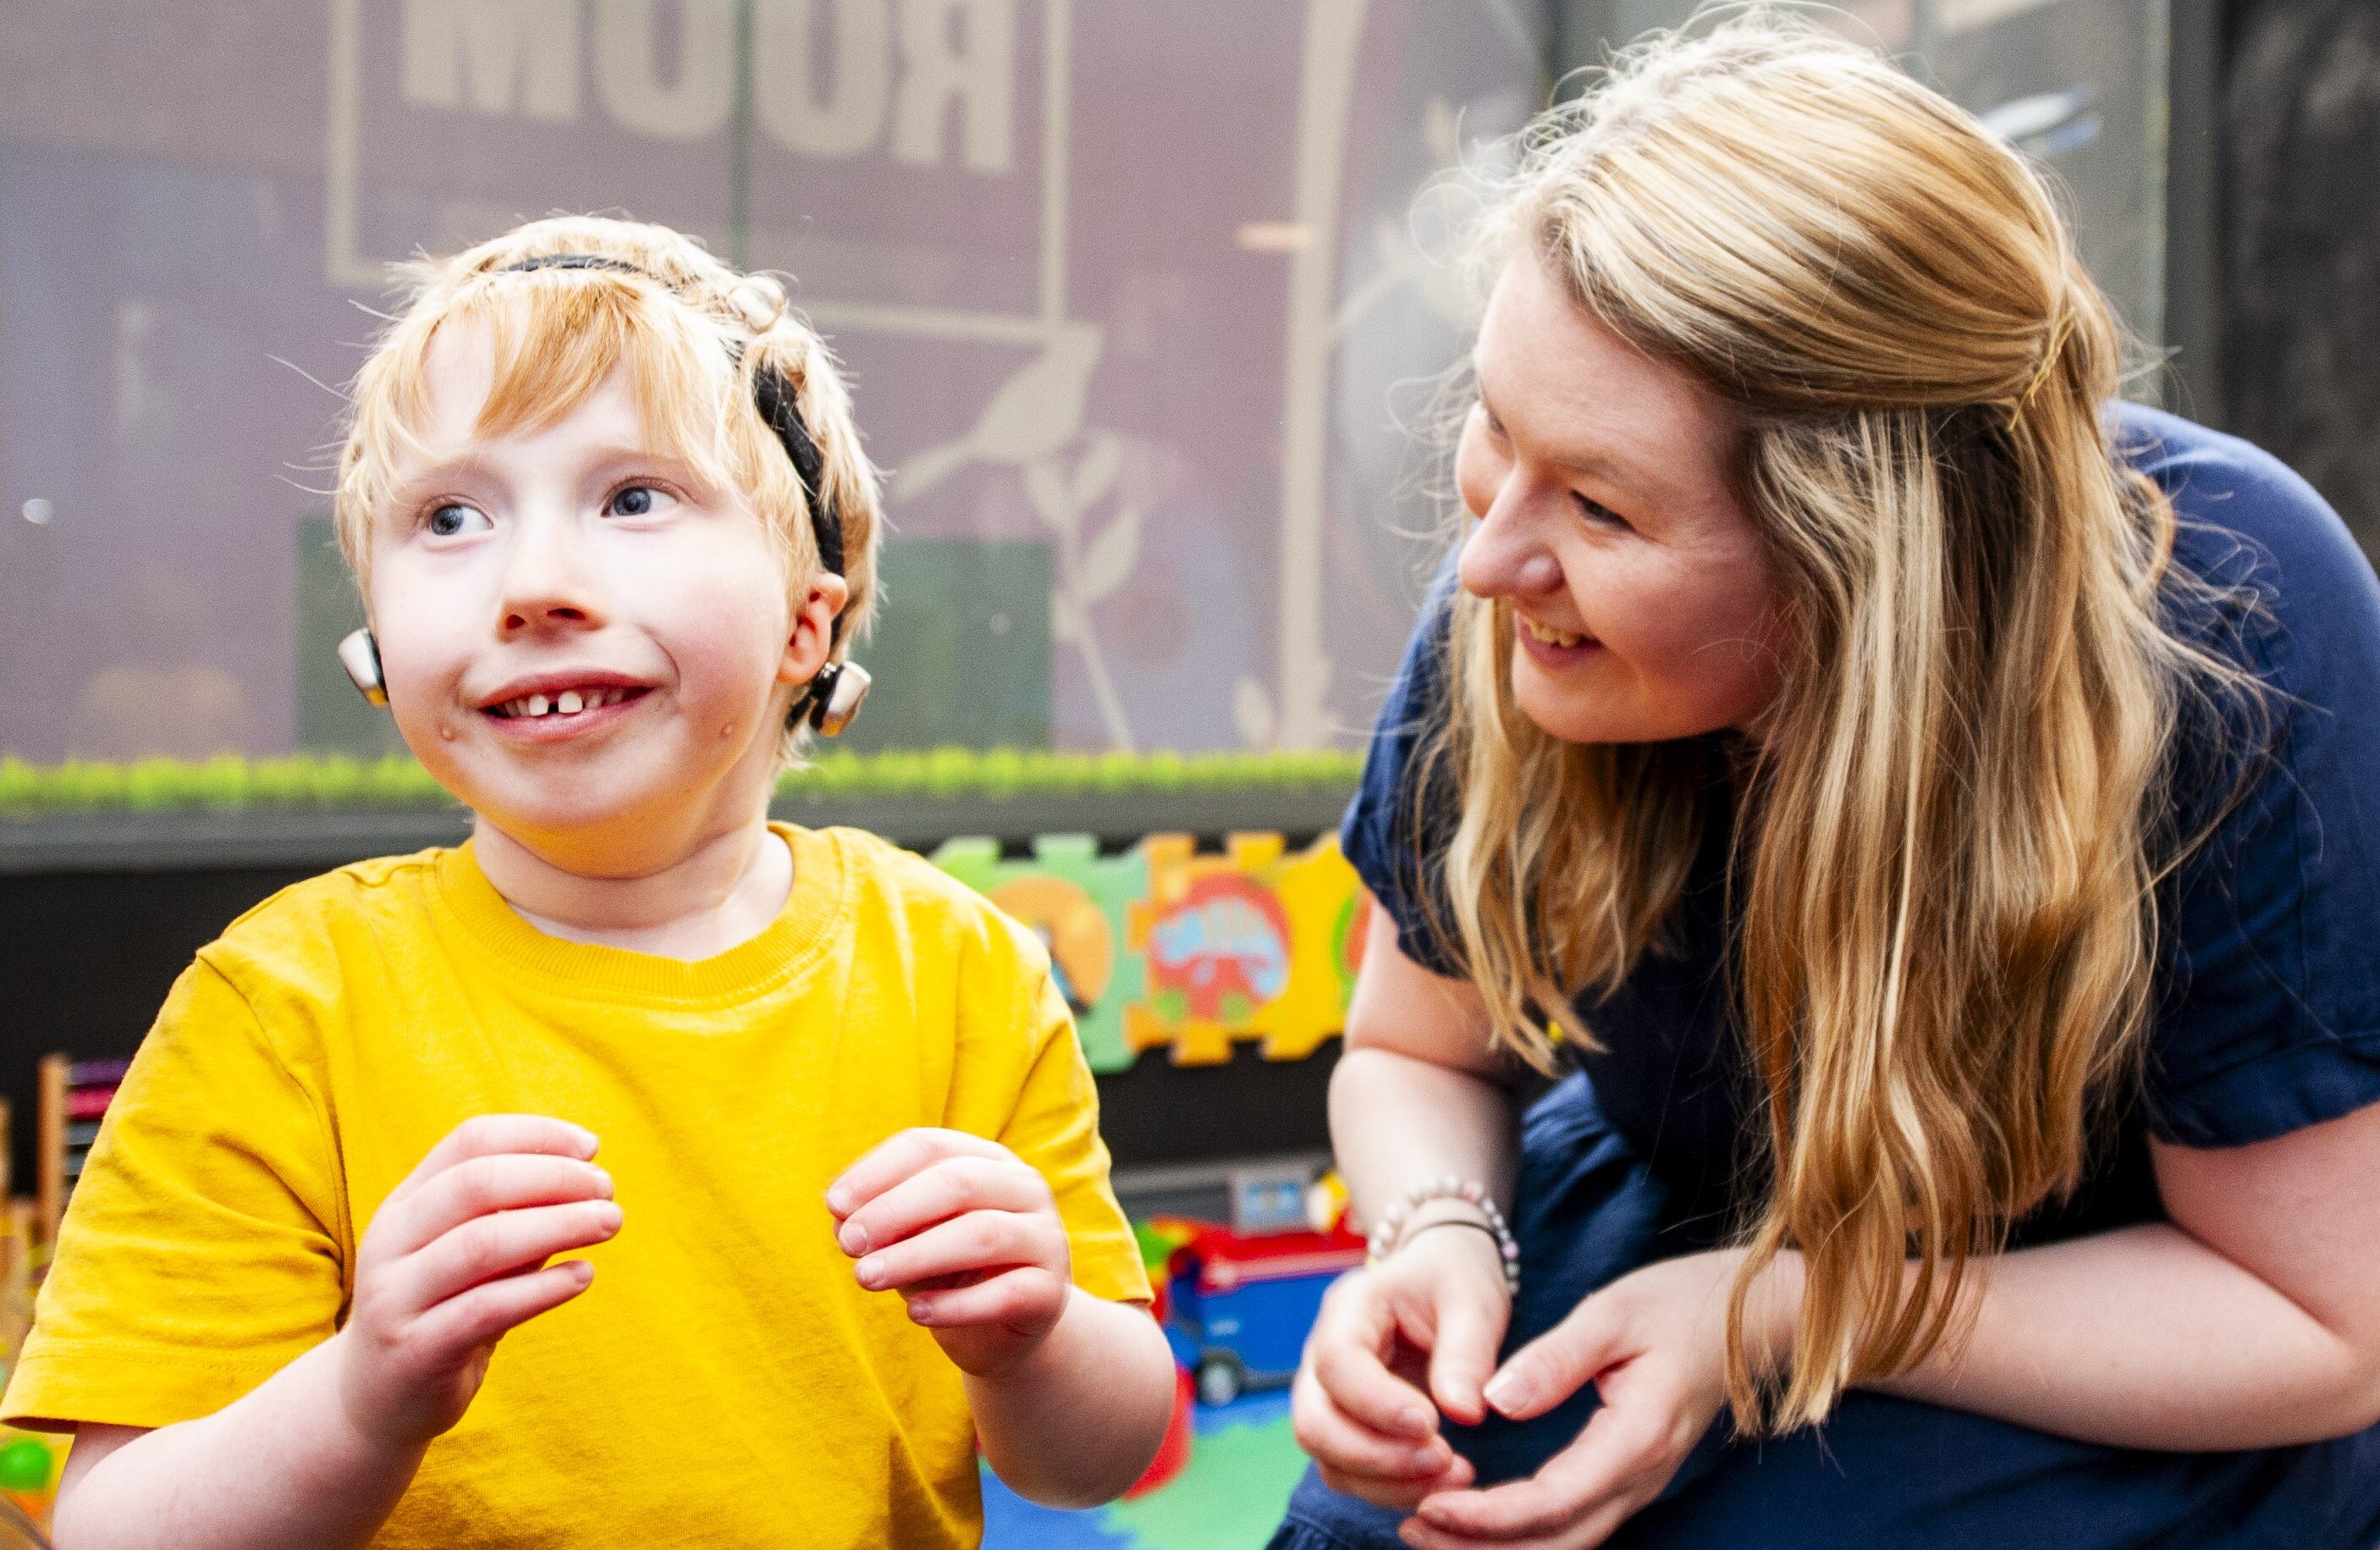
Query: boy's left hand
827 1128 1073 1377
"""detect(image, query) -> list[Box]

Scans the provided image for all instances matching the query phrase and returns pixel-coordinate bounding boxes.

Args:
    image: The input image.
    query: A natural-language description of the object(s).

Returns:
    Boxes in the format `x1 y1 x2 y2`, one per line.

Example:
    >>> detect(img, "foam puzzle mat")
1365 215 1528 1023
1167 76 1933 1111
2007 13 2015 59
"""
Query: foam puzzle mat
983 1391 1309 1549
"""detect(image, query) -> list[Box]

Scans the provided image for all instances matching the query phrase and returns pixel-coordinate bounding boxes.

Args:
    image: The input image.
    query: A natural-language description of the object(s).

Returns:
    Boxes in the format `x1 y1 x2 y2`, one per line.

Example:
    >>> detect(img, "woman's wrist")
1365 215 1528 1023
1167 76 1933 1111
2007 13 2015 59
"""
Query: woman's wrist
1365 1178 1522 1294
1736 1247 1806 1376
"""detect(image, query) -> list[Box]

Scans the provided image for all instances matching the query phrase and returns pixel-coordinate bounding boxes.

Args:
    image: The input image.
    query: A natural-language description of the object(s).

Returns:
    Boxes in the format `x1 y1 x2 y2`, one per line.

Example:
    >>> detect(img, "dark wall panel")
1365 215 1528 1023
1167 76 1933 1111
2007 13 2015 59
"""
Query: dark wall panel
0 865 317 1194
2223 0 2380 555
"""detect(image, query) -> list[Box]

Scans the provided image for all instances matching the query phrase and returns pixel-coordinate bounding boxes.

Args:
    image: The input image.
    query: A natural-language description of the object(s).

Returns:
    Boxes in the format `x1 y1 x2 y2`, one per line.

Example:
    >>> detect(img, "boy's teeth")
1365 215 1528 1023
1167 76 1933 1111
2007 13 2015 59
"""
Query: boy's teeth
497 687 633 718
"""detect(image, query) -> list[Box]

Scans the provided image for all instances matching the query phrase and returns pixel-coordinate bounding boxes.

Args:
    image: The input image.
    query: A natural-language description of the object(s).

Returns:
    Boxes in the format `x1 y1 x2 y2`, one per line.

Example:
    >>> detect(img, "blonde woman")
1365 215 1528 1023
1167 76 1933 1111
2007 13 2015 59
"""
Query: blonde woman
1276 16 2380 1550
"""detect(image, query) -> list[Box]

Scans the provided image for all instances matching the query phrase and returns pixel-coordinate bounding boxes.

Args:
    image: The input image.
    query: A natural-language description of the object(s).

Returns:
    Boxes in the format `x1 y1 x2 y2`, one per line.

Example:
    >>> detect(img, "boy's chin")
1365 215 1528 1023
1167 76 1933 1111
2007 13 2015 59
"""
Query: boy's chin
399 718 776 865
447 768 716 861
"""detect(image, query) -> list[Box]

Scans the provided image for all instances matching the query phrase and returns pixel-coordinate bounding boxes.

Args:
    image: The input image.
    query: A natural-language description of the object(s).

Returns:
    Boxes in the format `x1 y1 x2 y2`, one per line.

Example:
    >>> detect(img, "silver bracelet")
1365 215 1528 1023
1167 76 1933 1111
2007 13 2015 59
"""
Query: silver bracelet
1364 1176 1521 1294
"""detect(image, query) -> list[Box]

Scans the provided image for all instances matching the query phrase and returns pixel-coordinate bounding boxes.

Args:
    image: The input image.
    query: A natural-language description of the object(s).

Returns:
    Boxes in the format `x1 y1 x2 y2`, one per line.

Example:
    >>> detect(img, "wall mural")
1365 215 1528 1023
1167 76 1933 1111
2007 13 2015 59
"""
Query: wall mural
933 830 1368 1072
0 1 1543 763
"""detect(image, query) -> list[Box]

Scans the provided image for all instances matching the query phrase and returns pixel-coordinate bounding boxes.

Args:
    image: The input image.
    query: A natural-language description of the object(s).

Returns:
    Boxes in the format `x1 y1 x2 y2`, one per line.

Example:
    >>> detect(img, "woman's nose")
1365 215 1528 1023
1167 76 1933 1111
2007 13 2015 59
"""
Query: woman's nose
1457 484 1566 601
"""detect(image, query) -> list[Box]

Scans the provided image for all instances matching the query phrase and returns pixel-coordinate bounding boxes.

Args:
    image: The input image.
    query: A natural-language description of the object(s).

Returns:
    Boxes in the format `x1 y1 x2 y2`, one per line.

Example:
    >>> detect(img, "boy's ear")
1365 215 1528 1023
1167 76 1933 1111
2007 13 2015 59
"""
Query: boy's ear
779 571 852 686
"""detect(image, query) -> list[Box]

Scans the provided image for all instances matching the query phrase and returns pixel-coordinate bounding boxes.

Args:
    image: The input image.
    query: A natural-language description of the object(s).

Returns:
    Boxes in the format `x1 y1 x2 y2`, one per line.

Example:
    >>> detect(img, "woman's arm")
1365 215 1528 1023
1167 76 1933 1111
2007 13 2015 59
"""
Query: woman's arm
1402 1099 2380 1549
1287 911 1545 1510
1865 1095 2380 1448
1335 907 1523 1238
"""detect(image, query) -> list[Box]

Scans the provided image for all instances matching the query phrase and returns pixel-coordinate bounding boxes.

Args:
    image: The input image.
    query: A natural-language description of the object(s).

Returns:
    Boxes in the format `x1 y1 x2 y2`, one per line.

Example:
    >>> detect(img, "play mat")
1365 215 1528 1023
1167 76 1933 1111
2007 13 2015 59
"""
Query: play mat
983 1389 1309 1549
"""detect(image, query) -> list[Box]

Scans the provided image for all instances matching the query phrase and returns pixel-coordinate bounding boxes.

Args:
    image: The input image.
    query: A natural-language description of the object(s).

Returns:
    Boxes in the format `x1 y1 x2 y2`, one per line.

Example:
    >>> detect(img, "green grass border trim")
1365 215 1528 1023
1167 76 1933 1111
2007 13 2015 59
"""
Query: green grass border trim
0 749 1365 815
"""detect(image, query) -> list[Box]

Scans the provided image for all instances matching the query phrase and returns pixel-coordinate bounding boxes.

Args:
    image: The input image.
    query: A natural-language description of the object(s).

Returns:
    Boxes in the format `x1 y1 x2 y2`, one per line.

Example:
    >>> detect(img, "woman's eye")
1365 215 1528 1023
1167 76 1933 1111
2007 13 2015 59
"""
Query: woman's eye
1574 493 1630 531
427 503 488 537
605 485 677 519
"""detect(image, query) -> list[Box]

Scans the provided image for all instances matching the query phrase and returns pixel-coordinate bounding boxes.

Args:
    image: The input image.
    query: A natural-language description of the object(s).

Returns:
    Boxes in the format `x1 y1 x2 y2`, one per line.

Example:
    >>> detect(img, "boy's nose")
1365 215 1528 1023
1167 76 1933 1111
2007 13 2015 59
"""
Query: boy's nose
497 515 608 635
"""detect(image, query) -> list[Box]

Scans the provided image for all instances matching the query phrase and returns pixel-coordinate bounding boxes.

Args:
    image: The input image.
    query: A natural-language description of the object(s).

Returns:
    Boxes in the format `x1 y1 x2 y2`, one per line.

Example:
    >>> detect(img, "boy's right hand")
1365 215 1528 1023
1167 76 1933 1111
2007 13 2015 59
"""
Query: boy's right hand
335 1116 620 1454
1292 1216 1512 1510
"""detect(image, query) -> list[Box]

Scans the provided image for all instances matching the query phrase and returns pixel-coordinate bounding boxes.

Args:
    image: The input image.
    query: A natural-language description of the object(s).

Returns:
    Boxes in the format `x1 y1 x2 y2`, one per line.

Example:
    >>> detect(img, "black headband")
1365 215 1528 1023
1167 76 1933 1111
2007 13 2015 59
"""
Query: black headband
495 253 845 596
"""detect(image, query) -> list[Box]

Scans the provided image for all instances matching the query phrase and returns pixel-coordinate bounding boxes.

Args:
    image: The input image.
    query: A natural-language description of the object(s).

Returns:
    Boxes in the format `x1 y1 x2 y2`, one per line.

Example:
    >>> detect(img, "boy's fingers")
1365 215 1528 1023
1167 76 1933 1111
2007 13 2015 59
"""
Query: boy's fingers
409 1259 597 1361
404 1199 623 1311
902 1265 1065 1329
825 1128 1008 1218
852 1208 1066 1293
378 1155 614 1258
396 1117 598 1196
834 1156 1046 1257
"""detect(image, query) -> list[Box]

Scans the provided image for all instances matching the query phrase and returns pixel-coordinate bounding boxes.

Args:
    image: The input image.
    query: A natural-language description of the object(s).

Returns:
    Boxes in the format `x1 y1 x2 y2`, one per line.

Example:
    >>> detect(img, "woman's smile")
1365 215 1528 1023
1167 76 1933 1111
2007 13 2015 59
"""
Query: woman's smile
1514 610 1601 669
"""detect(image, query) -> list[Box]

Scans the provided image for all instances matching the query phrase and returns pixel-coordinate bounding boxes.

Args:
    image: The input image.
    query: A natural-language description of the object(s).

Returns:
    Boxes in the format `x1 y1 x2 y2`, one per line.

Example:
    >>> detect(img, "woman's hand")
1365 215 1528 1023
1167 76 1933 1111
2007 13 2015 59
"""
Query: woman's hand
1399 1249 1785 1550
1292 1213 1518 1509
827 1128 1074 1377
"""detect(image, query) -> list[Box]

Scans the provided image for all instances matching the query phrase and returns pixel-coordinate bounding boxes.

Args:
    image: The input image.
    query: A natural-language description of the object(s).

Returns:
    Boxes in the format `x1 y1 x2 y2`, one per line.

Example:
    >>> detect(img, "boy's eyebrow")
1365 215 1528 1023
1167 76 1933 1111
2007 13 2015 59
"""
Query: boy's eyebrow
385 444 706 505
384 452 501 505
577 443 703 480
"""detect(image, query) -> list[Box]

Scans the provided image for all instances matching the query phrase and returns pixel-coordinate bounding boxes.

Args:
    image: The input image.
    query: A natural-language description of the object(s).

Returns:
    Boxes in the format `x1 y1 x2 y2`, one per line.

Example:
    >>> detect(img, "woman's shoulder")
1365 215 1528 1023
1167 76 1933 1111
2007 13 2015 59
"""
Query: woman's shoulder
2123 406 2380 1149
2115 402 2378 631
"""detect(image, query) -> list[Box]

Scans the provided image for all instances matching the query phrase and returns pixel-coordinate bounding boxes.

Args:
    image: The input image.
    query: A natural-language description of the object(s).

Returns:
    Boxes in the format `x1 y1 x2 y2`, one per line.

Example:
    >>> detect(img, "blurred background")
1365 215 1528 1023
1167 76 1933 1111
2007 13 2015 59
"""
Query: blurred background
0 0 2263 768
0 0 2372 1540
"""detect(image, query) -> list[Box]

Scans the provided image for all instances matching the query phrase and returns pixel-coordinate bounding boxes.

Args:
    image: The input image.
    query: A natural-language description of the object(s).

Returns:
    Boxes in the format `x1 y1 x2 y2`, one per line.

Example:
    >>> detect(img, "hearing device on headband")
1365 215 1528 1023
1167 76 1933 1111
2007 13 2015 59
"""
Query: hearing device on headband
338 253 869 736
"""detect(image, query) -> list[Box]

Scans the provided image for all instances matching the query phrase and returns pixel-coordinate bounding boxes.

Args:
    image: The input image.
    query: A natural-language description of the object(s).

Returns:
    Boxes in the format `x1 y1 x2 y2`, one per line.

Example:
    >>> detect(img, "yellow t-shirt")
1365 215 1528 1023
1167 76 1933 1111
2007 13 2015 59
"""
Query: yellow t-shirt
3 823 1150 1547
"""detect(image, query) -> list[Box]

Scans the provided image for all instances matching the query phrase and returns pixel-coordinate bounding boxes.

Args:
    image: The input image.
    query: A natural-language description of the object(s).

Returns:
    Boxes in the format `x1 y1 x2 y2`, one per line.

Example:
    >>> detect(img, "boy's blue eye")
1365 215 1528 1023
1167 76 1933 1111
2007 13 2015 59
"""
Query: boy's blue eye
605 485 676 519
427 503 488 537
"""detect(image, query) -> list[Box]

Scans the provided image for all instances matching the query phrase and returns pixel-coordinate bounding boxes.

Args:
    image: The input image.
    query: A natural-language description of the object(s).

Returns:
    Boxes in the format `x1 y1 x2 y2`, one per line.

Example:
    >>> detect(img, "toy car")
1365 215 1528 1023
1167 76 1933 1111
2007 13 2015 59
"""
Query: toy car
1156 1220 1366 1406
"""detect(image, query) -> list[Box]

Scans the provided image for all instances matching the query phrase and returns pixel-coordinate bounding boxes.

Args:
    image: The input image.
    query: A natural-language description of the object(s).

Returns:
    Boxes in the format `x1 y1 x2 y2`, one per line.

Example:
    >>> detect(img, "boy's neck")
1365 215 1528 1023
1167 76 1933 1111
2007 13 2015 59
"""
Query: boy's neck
470 814 795 962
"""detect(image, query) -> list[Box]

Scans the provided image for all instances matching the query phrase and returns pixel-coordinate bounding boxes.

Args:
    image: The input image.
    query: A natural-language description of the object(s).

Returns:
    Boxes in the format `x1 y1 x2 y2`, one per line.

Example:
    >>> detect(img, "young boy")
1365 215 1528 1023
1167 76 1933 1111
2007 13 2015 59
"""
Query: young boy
4 216 1176 1547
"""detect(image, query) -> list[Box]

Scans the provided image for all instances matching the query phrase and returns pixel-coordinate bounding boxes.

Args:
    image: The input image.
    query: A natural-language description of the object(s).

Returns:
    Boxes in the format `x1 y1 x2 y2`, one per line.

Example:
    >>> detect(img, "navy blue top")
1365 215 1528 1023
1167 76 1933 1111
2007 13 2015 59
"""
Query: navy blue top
1335 406 2380 1547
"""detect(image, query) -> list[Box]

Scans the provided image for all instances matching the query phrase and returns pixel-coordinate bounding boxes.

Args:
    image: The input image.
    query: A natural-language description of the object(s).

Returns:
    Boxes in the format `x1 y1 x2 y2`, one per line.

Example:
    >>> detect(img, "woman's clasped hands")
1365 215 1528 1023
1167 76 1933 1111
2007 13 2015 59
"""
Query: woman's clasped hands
1296 1237 1786 1550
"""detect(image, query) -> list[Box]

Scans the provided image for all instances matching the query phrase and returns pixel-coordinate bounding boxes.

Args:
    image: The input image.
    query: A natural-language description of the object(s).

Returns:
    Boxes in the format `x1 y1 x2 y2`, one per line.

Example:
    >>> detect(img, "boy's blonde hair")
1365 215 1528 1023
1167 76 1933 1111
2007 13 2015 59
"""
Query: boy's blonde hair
334 214 880 754
1419 13 2260 1430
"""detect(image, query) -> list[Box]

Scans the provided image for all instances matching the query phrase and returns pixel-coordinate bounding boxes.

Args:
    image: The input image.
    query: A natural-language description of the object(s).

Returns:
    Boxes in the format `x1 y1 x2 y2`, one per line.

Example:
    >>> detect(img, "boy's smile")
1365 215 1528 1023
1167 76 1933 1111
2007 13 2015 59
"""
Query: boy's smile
362 321 838 879
478 676 652 737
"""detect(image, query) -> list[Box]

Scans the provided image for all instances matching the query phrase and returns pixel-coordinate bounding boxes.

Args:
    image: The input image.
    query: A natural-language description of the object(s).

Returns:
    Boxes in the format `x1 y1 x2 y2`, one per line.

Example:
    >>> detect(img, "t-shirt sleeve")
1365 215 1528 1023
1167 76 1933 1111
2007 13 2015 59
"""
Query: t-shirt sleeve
1339 552 1465 979
3 958 349 1431
954 938 1152 1306
2135 412 2380 1147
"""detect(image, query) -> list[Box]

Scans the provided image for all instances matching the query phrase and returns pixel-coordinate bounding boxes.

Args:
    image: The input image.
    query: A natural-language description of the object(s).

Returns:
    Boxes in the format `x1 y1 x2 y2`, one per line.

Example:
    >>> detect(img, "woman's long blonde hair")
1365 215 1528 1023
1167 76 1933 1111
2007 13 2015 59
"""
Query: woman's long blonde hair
335 215 880 759
1419 14 2258 1429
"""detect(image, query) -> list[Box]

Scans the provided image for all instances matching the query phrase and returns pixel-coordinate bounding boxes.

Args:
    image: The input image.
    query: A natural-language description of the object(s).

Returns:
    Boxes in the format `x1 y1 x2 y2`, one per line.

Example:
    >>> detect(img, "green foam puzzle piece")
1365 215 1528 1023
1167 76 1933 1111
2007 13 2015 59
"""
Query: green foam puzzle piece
1095 1407 1310 1549
928 834 1148 1073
